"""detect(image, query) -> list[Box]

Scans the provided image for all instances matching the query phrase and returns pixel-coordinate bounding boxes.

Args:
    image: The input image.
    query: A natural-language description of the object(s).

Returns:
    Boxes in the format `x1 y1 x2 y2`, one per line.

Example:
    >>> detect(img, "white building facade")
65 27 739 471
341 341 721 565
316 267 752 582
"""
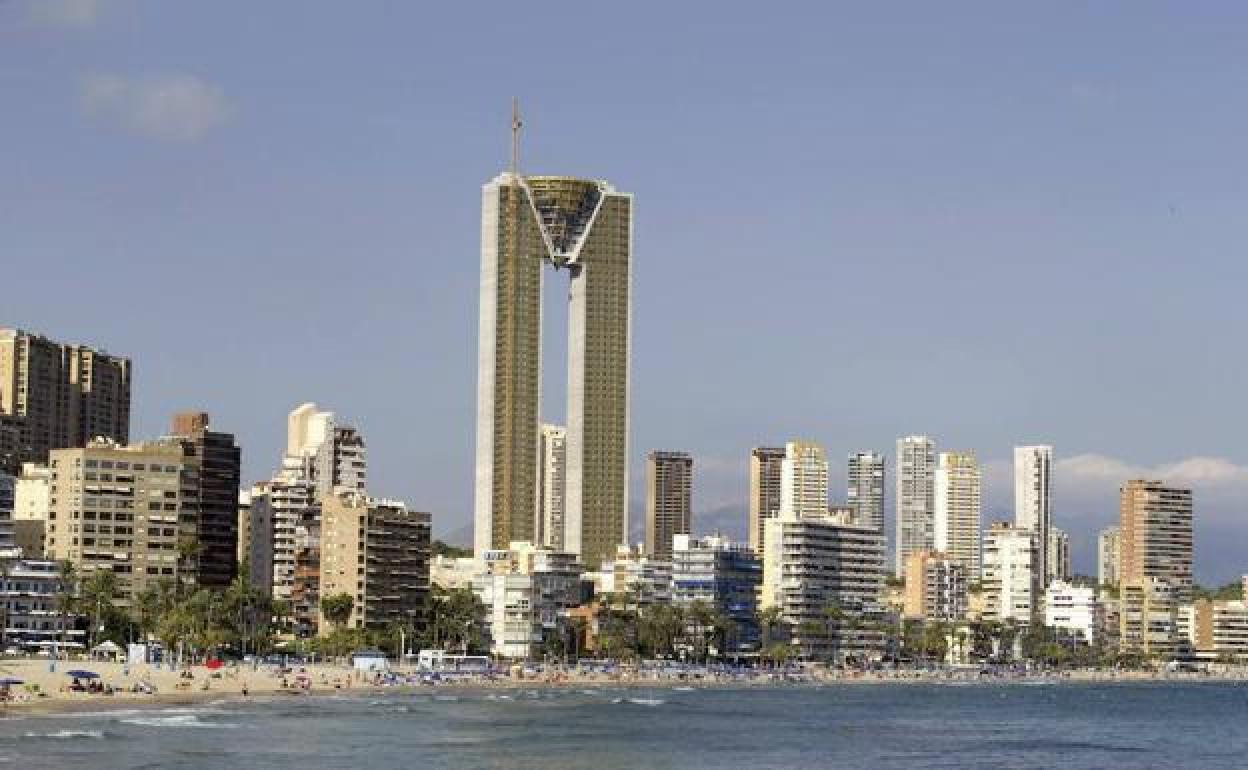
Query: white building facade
1013 445 1053 586
895 436 936 577
933 450 981 576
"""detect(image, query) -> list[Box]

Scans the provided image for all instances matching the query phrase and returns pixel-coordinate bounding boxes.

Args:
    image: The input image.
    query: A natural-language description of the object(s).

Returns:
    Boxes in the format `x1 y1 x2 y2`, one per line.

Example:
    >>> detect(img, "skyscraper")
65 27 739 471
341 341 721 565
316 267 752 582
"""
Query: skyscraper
895 436 935 577
1098 526 1121 587
645 451 693 560
285 403 366 496
474 161 633 569
1119 480 1193 598
1013 445 1053 584
748 447 785 553
170 411 242 590
933 450 981 575
0 328 131 465
1047 526 1071 583
847 451 885 533
536 424 567 550
780 441 828 519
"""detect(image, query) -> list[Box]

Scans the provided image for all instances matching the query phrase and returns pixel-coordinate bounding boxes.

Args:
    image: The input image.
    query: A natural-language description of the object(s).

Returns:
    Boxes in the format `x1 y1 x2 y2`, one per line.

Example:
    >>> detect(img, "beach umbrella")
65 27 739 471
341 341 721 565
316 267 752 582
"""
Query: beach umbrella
204 659 223 670
66 670 100 679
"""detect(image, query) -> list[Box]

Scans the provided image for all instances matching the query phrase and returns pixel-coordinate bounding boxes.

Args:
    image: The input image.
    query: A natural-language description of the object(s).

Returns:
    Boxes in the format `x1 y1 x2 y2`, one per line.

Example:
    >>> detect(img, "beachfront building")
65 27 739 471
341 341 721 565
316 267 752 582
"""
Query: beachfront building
903 550 968 622
671 534 762 655
748 447 785 553
168 412 242 589
761 509 887 662
645 451 693 560
594 545 672 608
291 521 321 638
895 435 936 577
472 542 585 659
1119 480 1193 601
847 451 885 533
1044 580 1099 641
932 451 980 575
46 438 202 604
1184 599 1248 661
1013 445 1053 587
1098 526 1120 588
13 462 51 557
318 491 431 635
0 559 85 652
981 522 1036 625
1119 577 1180 658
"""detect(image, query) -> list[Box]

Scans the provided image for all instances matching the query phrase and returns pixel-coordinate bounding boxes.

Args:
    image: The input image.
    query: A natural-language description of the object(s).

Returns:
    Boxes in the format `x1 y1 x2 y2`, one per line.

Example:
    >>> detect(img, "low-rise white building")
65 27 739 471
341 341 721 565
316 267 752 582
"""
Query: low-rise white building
593 545 672 607
473 542 584 660
1044 580 1098 641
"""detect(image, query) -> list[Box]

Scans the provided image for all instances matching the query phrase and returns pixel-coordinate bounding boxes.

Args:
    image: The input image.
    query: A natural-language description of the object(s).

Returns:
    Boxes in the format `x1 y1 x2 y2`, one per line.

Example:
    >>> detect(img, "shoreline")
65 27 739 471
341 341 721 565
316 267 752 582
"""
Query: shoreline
4 664 1248 718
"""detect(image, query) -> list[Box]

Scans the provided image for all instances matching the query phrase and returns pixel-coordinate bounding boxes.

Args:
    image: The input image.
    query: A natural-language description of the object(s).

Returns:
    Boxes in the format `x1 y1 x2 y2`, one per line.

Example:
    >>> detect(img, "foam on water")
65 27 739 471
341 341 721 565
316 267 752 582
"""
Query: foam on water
23 729 104 739
119 714 239 729
625 698 666 706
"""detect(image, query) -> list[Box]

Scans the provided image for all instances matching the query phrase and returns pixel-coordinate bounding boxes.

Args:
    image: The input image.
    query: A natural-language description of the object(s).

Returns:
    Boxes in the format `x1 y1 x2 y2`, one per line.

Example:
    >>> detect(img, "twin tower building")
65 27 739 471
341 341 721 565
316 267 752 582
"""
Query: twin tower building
473 168 633 568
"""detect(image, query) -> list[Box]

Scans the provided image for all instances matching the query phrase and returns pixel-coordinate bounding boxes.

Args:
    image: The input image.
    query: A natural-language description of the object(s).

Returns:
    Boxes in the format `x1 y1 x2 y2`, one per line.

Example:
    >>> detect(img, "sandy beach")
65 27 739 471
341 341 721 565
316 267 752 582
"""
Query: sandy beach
0 657 1245 717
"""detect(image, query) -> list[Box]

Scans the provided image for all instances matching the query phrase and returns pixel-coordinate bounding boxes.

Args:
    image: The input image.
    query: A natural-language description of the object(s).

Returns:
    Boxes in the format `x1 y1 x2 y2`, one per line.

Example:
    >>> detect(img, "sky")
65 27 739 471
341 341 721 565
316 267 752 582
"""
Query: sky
4 1 1248 582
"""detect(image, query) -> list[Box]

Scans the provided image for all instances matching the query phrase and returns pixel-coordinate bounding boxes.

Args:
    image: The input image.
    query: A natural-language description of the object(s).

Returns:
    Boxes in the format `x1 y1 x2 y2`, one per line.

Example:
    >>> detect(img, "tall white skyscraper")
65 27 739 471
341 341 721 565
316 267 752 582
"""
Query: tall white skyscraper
847 451 885 532
933 450 981 576
895 436 936 577
536 424 567 550
285 402 367 496
780 441 828 520
1013 445 1053 585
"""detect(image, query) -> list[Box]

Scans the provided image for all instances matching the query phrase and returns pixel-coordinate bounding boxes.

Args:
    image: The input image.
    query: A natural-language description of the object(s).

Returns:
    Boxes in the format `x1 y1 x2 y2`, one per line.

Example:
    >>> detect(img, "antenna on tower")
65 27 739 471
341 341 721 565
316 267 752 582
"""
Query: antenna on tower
510 97 522 177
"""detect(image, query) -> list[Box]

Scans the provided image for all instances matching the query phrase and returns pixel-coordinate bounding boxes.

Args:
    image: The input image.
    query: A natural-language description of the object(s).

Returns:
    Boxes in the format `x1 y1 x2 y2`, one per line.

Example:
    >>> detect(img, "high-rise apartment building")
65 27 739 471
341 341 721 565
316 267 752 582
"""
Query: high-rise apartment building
1013 445 1052 585
847 451 885 533
1098 526 1120 587
536 424 567 550
982 521 1037 625
780 441 828 520
170 412 241 590
1119 480 1193 599
258 473 318 601
285 403 366 496
933 450 981 576
645 451 693 560
1047 526 1071 583
0 328 131 465
761 512 886 661
1119 576 1179 656
748 447 785 553
46 438 197 604
671 534 762 655
245 483 275 597
895 436 935 577
318 491 431 635
473 167 633 569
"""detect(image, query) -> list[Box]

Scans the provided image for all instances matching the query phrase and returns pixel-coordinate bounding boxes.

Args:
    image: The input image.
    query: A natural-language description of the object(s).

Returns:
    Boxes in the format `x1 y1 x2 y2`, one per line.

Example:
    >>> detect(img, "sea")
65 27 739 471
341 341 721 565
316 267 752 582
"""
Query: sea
0 681 1245 769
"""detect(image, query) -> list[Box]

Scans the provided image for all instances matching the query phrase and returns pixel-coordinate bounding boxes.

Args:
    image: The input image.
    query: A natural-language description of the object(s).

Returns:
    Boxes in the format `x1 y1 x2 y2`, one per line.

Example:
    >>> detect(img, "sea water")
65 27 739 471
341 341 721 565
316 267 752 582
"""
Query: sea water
0 681 1245 768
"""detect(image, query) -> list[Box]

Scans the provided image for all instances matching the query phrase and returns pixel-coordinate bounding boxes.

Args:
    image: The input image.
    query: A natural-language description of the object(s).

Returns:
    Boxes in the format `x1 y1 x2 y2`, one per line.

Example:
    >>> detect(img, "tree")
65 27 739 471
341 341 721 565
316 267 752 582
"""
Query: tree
79 568 119 650
55 560 78 660
320 593 355 631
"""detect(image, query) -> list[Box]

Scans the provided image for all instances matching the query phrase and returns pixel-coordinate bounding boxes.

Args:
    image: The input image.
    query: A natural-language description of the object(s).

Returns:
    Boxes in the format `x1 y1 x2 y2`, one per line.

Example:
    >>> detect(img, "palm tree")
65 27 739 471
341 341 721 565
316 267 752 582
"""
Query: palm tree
55 560 78 660
79 568 119 651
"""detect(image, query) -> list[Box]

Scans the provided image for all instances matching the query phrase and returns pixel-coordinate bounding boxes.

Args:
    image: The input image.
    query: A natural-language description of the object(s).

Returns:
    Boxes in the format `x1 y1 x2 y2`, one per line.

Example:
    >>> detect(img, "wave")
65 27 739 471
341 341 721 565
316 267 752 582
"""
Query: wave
23 729 104 739
119 714 239 729
625 698 665 706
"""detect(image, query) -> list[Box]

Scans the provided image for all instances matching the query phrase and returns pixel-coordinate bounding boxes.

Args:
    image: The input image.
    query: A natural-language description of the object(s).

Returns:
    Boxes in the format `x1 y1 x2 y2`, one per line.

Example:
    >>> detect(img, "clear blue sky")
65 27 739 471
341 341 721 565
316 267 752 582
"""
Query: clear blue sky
5 1 1248 582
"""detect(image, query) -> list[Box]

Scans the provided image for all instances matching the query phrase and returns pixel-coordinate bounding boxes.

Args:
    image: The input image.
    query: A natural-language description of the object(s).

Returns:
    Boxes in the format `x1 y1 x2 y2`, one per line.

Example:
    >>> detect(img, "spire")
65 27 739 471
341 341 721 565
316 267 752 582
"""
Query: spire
510 97 522 177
